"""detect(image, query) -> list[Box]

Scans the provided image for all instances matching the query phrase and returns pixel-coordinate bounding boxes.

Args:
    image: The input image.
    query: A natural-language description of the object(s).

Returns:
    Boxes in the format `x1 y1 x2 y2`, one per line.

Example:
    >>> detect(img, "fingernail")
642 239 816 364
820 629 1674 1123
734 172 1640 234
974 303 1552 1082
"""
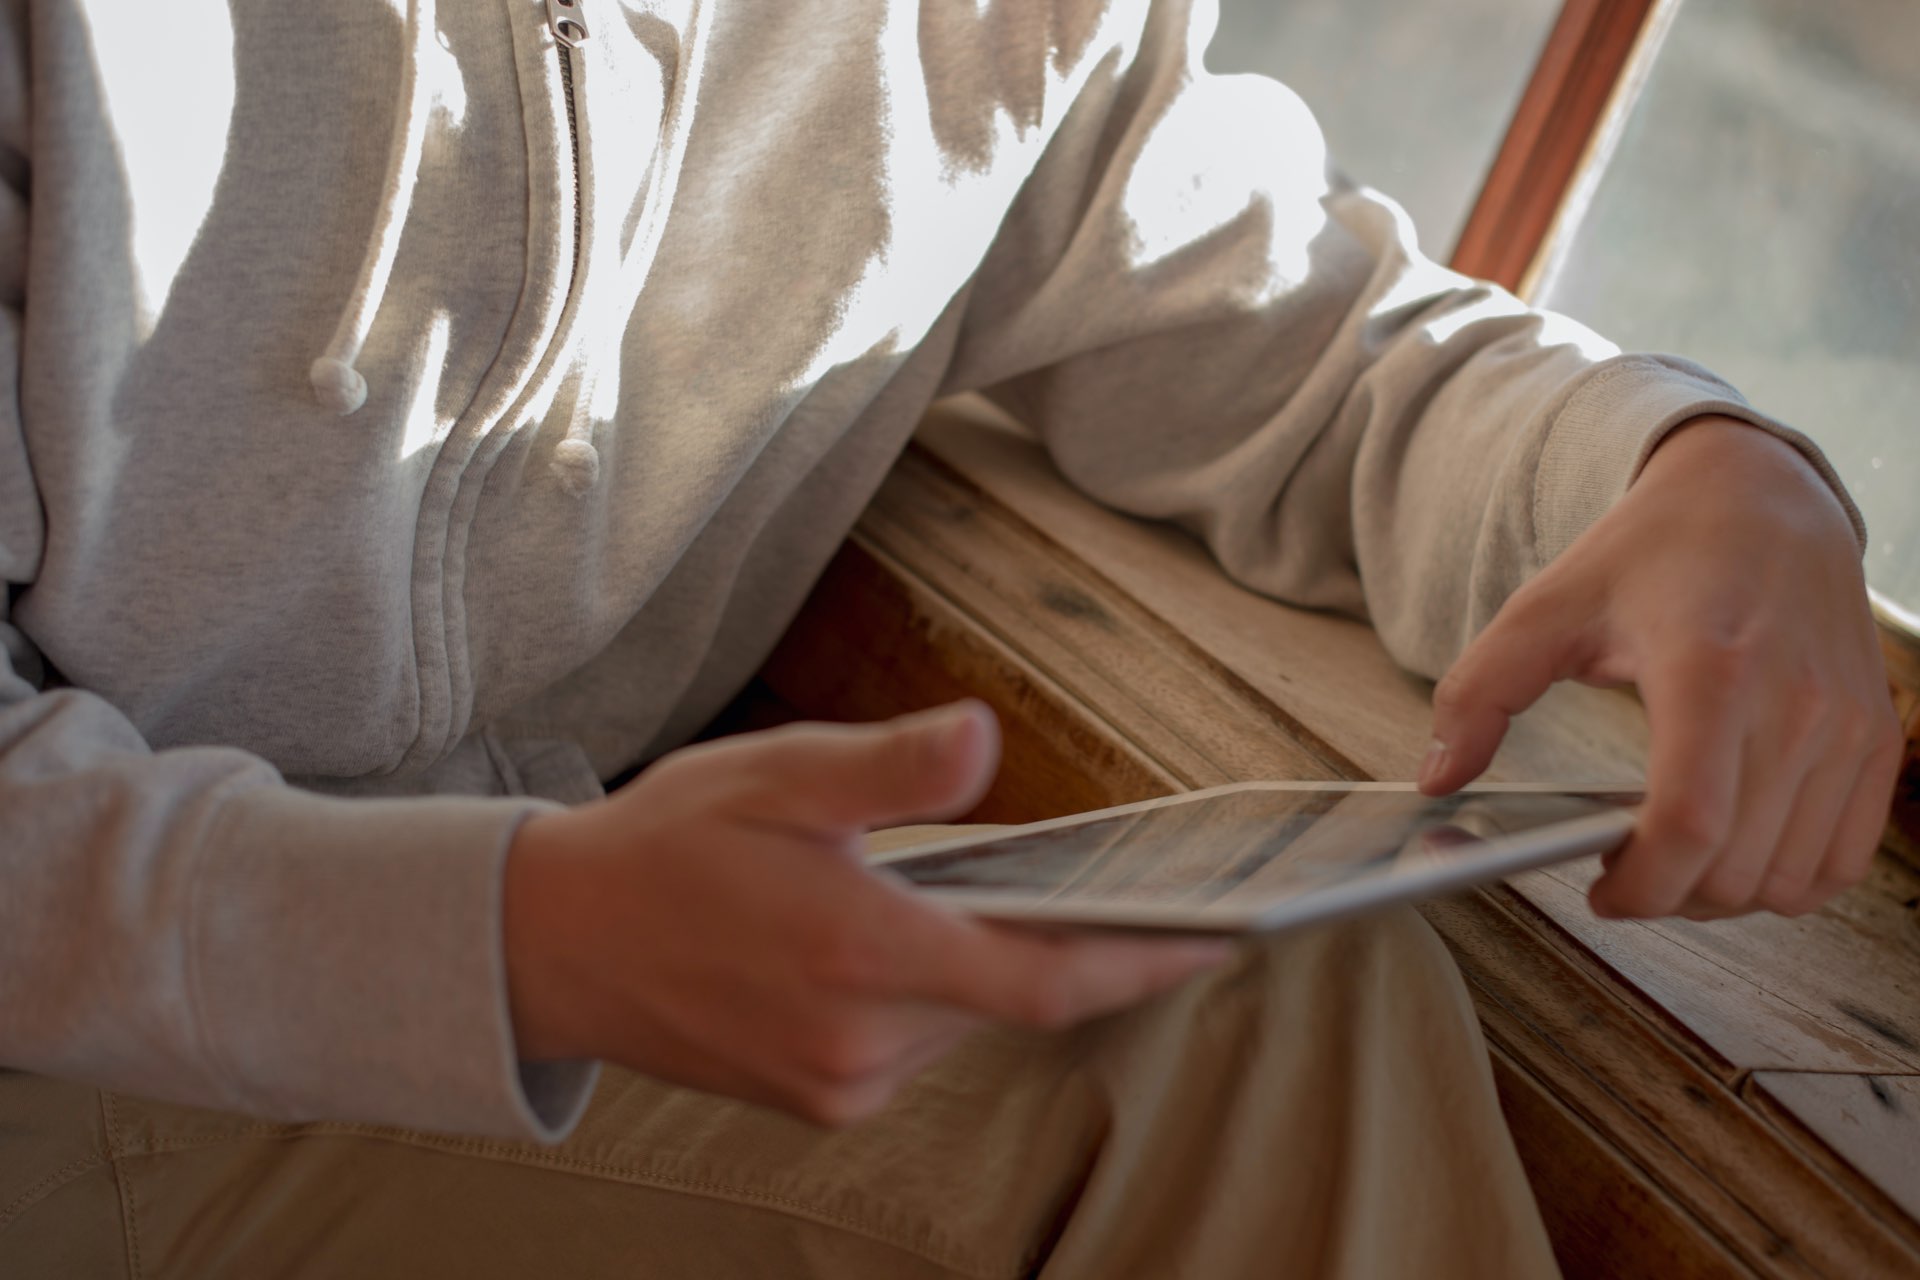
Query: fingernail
937 700 989 747
1419 739 1449 789
918 702 998 770
903 700 979 740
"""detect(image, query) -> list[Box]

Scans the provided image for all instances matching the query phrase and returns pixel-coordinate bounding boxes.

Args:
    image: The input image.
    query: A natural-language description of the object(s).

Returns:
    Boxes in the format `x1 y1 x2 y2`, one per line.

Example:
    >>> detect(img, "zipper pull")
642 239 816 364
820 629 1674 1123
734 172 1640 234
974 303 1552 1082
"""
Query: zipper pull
547 0 590 47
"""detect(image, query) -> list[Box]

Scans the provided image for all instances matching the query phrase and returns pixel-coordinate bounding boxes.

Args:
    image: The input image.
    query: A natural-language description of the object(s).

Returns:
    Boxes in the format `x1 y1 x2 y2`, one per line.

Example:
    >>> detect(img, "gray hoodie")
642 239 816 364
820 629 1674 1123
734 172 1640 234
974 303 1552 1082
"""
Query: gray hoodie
0 0 1860 1140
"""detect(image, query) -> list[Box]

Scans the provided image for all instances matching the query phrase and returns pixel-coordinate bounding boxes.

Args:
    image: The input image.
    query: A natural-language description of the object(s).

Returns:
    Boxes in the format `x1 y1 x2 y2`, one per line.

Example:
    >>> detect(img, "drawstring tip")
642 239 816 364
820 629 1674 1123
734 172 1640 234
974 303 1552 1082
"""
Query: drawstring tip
552 438 601 496
309 356 369 415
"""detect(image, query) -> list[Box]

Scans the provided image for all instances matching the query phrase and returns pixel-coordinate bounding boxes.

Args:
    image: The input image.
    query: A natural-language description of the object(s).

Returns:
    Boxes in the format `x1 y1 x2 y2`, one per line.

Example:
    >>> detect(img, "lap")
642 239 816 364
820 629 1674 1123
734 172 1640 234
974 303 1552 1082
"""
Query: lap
0 908 1555 1280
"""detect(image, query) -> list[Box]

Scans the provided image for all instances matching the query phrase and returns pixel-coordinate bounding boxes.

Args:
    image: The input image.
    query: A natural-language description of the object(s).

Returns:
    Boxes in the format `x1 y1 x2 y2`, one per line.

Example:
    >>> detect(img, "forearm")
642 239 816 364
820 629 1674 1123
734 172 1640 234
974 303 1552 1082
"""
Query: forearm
935 0 1860 681
0 676 589 1139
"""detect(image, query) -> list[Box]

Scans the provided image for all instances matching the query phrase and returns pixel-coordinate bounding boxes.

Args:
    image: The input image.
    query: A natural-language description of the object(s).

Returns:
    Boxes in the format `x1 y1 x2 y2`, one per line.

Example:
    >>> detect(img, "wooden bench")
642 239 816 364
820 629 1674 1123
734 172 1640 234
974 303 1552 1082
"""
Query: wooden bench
748 399 1920 1279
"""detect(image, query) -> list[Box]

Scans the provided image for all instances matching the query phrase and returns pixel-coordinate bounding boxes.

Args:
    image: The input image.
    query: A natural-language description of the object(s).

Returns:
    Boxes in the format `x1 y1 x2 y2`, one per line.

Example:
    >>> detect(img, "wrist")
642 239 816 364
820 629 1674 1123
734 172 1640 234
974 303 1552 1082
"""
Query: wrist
503 809 594 1062
1641 414 1858 539
1643 412 1788 466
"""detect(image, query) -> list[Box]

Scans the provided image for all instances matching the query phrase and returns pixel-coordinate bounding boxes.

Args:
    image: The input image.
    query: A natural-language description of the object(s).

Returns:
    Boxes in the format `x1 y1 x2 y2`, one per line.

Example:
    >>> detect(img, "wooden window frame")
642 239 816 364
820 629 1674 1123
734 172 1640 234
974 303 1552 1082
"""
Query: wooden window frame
1450 0 1920 857
1449 0 1670 291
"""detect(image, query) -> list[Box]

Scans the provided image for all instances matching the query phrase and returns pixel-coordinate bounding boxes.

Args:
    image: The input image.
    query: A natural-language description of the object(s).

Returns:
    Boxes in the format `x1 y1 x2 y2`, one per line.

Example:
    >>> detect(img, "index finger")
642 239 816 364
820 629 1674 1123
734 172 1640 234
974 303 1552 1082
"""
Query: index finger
1425 584 1589 795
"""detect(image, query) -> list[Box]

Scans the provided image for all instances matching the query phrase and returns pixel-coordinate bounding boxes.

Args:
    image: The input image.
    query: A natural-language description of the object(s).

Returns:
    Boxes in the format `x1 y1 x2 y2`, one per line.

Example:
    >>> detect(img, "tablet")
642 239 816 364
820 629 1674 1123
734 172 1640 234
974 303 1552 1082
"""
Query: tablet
874 782 1640 934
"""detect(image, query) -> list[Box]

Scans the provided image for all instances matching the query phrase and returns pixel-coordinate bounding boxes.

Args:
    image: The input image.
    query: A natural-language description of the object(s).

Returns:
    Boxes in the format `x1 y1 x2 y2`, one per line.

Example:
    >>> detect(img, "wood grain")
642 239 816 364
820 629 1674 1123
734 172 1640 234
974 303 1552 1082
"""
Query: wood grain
1489 1042 1756 1280
914 406 1650 788
1749 1072 1920 1238
1512 868 1917 1078
859 447 1353 791
760 535 1177 825
1530 858 1920 1076
1431 886 1920 1276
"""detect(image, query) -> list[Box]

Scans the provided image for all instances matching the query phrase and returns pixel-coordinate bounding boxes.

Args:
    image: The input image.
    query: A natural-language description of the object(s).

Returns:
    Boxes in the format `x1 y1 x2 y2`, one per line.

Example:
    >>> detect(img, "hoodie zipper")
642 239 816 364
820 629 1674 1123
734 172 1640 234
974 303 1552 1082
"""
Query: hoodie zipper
546 0 589 291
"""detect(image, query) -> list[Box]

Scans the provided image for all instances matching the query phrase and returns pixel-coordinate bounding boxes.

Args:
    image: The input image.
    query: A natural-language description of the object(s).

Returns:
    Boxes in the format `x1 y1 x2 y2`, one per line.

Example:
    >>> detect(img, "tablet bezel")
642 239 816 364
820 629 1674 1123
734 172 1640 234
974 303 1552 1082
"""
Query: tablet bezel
872 781 1639 934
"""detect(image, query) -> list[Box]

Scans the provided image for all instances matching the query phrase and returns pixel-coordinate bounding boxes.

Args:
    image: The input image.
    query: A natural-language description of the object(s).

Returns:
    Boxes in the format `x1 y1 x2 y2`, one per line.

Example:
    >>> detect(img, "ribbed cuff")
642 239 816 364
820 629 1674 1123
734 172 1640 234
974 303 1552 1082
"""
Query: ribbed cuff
1533 354 1868 567
188 786 597 1141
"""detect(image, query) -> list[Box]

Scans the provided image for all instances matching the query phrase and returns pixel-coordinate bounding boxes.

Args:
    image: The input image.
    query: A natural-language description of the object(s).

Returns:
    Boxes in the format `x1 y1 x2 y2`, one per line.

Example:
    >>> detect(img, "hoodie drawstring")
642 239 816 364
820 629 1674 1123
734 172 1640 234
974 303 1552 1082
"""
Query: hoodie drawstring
310 0 707 500
551 394 604 495
309 0 435 415
544 1 708 496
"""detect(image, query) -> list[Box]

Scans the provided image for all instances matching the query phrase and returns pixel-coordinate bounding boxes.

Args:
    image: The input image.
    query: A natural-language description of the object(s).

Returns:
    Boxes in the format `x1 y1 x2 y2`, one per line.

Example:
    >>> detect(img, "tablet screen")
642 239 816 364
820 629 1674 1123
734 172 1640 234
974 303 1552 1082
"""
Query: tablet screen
885 785 1639 929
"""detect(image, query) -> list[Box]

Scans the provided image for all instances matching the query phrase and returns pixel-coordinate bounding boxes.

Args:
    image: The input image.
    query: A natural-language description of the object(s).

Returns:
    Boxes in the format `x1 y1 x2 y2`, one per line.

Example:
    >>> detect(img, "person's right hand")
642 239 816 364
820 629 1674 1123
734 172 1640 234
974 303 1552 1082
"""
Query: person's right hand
502 700 1230 1126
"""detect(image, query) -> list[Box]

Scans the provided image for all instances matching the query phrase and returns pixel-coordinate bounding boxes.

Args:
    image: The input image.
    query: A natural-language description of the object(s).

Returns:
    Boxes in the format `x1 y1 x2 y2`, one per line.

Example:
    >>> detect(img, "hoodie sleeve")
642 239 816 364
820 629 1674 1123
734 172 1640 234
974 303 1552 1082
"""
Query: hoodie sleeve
940 0 1863 680
0 23 593 1140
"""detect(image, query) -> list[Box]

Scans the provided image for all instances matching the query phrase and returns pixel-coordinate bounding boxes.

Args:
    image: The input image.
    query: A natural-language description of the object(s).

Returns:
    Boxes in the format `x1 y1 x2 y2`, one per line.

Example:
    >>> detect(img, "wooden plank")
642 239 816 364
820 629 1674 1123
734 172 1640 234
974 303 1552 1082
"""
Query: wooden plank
1429 887 1920 1278
1449 0 1667 291
1438 887 1798 1274
914 406 1649 789
1489 1041 1757 1280
860 449 1351 792
1529 858 1920 1076
760 535 1178 824
1749 1072 1920 1242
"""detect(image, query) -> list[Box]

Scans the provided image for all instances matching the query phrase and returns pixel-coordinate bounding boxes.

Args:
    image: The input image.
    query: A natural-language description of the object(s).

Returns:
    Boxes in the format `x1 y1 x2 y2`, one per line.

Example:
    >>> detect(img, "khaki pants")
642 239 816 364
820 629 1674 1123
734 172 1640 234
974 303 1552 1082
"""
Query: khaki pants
0 886 1557 1277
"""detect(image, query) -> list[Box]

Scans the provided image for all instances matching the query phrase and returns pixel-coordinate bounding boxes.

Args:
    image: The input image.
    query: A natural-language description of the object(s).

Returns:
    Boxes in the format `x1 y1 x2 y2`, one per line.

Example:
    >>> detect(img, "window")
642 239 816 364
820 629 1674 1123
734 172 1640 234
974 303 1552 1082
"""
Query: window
1207 0 1561 258
1533 0 1920 625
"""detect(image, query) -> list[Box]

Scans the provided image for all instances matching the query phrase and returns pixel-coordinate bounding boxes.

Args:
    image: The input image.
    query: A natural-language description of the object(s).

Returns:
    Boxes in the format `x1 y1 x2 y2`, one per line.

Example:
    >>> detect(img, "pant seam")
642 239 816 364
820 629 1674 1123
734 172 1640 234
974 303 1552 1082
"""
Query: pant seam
0 1152 109 1234
112 1123 1012 1279
100 1092 144 1280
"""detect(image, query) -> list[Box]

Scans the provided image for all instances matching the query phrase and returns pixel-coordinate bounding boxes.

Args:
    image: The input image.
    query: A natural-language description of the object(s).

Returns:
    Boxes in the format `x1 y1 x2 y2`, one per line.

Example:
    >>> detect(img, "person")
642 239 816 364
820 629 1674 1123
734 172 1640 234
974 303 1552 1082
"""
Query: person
0 0 1900 1275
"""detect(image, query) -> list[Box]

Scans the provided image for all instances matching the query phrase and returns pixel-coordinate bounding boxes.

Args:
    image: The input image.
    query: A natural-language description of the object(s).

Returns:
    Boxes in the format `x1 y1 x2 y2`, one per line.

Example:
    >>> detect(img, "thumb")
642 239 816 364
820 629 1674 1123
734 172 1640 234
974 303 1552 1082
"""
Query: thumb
738 700 1002 833
1422 587 1589 795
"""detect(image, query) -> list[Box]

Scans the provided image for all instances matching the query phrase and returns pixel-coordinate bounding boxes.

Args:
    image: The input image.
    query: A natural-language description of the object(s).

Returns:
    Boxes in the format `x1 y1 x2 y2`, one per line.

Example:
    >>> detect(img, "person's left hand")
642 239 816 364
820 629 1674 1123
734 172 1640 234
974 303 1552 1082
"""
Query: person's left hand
1419 414 1904 921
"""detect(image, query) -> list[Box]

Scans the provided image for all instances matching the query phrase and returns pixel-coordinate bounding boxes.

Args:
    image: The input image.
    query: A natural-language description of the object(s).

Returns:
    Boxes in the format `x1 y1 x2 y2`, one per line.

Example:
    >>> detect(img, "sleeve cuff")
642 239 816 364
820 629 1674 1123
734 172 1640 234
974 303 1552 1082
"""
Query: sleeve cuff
188 785 598 1141
1533 353 1869 567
